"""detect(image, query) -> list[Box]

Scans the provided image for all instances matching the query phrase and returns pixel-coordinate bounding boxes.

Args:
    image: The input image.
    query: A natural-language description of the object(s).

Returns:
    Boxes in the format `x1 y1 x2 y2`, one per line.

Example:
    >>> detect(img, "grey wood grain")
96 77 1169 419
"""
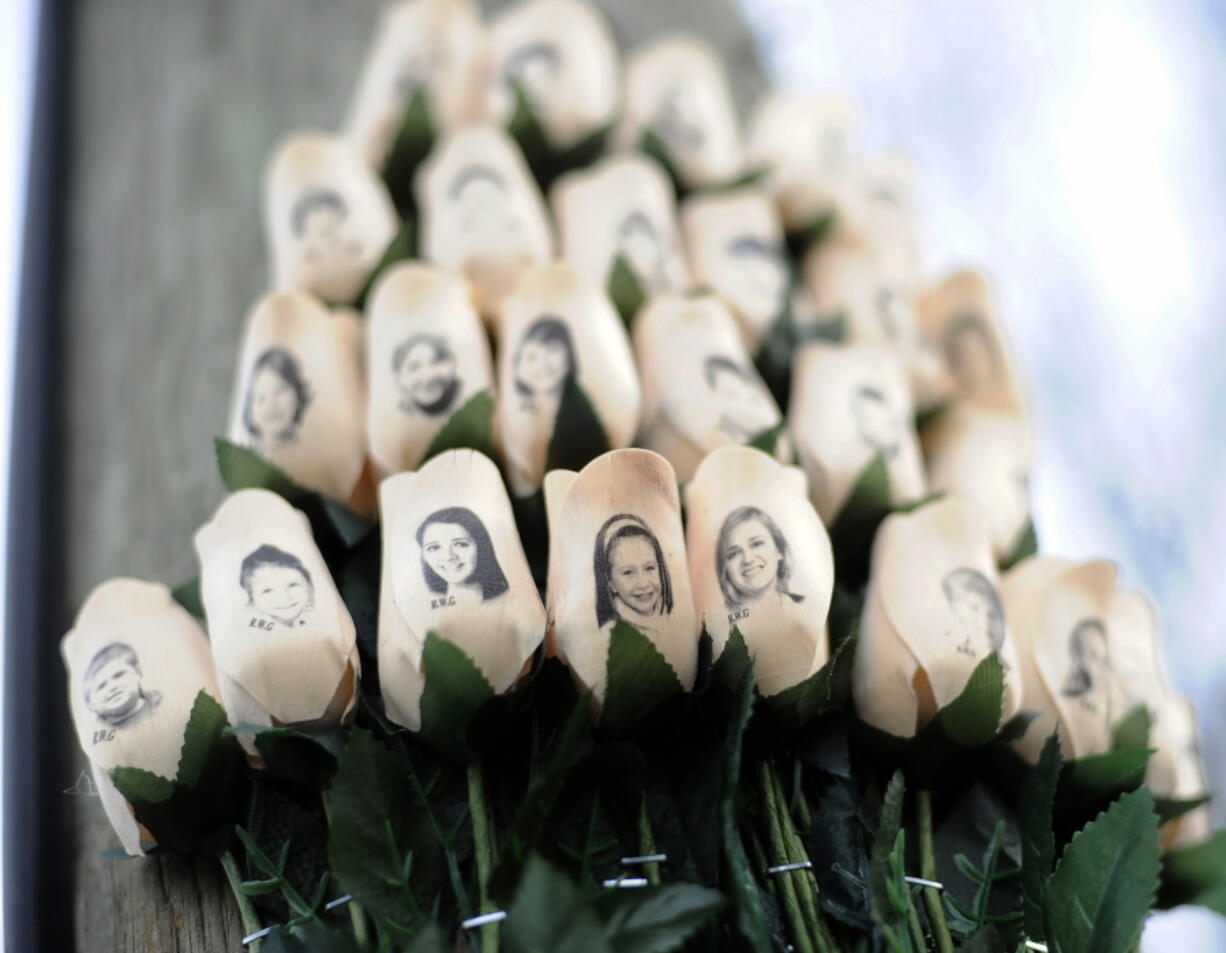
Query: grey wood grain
62 1 763 949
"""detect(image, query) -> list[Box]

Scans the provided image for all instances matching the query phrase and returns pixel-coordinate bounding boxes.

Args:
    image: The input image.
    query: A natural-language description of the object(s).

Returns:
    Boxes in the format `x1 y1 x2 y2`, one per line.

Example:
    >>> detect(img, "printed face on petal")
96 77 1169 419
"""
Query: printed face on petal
421 521 479 586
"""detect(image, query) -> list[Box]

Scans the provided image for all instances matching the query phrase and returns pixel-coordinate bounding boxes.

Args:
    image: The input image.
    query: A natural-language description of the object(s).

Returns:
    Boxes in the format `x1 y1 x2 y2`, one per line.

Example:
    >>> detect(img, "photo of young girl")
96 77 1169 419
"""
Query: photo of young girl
241 347 312 453
593 513 674 637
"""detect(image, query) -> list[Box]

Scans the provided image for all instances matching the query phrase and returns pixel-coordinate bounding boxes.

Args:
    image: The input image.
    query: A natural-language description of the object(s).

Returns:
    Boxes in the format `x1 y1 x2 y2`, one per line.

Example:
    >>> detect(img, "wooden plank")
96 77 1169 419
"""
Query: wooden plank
61 1 764 949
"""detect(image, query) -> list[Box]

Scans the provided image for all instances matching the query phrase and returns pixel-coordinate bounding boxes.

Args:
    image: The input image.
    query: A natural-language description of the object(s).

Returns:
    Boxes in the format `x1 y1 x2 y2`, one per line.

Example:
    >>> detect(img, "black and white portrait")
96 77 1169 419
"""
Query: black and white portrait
450 164 521 239
875 286 907 341
725 234 789 316
501 41 562 118
616 209 669 289
942 567 1006 658
82 642 162 734
716 506 804 613
704 355 778 442
240 544 316 629
416 506 509 607
653 85 705 150
291 187 362 263
513 316 577 412
850 384 903 460
1061 619 1112 720
242 347 312 452
943 310 1000 397
594 514 674 635
393 333 461 416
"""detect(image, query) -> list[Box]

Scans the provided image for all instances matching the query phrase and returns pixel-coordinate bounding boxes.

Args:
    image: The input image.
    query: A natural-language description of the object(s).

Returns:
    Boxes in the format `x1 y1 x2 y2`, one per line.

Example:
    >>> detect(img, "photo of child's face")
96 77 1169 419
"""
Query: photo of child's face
722 517 781 599
453 169 520 241
943 570 1004 657
850 386 901 459
608 535 662 616
727 235 788 316
502 42 562 118
396 339 458 414
296 192 362 265
421 521 477 586
248 564 312 626
86 658 142 721
516 336 570 396
654 84 706 152
248 365 299 440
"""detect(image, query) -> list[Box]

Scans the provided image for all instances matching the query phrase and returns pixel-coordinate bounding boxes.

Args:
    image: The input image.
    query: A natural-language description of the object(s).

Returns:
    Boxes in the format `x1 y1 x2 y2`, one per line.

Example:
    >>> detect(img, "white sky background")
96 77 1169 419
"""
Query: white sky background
738 0 1226 946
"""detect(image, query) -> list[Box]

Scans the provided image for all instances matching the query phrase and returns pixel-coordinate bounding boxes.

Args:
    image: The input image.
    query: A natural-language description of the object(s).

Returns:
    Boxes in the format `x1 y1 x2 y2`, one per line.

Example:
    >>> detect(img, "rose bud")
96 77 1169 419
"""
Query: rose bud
841 153 925 296
788 343 927 524
61 579 225 856
615 37 745 190
377 450 546 730
483 0 619 149
264 132 398 306
680 187 790 350
552 154 692 296
745 91 859 230
227 290 368 507
344 0 486 168
545 449 699 704
1148 696 1213 846
633 294 788 484
194 489 360 748
366 263 495 477
916 269 1026 414
684 446 835 696
495 261 641 496
923 405 1032 562
854 498 1023 737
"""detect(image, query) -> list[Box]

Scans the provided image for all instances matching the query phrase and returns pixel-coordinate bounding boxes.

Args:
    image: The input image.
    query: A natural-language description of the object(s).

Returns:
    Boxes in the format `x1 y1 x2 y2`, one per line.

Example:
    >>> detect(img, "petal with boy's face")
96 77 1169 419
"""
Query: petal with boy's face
615 38 744 189
681 188 789 350
789 343 926 522
546 449 698 703
496 262 640 496
633 294 786 484
378 450 545 730
366 263 494 477
552 154 691 296
227 291 367 506
344 0 486 167
194 490 359 733
416 125 554 317
265 132 398 305
484 0 618 149
684 447 833 696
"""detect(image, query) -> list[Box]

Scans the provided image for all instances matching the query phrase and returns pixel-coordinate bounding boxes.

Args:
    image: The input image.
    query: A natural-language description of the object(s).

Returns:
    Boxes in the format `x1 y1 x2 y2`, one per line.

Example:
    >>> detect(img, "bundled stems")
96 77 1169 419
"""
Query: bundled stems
917 790 954 953
219 849 264 952
468 758 499 953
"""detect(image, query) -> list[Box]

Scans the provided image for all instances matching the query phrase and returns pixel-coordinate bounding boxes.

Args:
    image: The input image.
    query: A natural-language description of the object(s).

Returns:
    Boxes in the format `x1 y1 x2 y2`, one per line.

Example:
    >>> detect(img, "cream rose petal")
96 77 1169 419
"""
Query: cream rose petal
495 262 640 496
788 343 926 523
194 489 359 740
264 132 398 305
366 263 495 477
416 125 554 317
633 294 786 484
483 0 618 149
684 447 834 696
227 290 367 506
840 153 925 296
548 449 699 704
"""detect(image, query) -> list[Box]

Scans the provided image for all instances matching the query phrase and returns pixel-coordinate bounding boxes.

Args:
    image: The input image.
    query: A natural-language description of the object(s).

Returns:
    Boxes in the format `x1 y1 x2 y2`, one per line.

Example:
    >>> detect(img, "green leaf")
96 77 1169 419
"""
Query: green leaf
383 88 435 216
765 630 858 728
596 883 723 953
746 420 786 457
753 288 798 409
1154 794 1212 825
827 455 893 583
867 771 906 931
1063 748 1152 793
784 210 837 257
638 127 684 196
1020 734 1062 942
608 253 648 327
403 923 450 953
1160 830 1226 914
602 620 685 735
252 726 344 788
1111 704 1151 752
506 82 610 189
914 400 949 435
421 389 495 463
110 766 176 805
998 710 1039 744
961 927 1009 953
170 577 204 618
1045 788 1161 953
936 653 1005 746
1000 519 1038 572
353 217 414 311
417 633 497 753
545 379 611 474
175 690 230 788
503 854 613 953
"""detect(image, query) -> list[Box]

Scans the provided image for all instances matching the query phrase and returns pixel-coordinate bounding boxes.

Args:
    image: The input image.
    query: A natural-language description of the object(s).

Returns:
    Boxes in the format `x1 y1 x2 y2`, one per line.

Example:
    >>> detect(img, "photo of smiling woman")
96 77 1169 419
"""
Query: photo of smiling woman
82 642 162 732
512 316 577 413
1062 618 1114 723
941 567 1006 658
716 506 804 611
393 333 461 416
241 347 312 453
239 544 316 628
594 514 674 637
417 506 510 606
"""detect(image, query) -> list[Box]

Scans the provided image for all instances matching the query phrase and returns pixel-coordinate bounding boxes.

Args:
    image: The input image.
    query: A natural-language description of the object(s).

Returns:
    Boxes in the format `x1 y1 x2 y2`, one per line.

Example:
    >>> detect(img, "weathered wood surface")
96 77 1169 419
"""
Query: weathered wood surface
61 2 765 950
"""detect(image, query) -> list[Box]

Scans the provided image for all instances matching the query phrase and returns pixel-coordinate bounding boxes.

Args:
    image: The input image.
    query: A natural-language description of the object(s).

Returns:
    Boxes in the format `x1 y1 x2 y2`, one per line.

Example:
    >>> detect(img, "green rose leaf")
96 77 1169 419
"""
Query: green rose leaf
1020 734 1062 941
545 379 612 475
175 690 230 788
421 389 495 463
602 620 685 735
746 420 786 457
170 576 204 619
638 127 684 197
1154 794 1212 825
1111 704 1151 752
1159 830 1226 915
383 88 434 216
1063 748 1152 793
252 725 344 788
867 770 907 933
1044 788 1161 953
608 253 647 327
110 766 176 806
935 652 1005 747
827 454 892 578
764 629 858 729
784 210 837 258
418 633 497 754
503 854 613 953
595 883 724 953
1000 519 1038 572
353 217 415 312
753 287 798 409
507 82 611 189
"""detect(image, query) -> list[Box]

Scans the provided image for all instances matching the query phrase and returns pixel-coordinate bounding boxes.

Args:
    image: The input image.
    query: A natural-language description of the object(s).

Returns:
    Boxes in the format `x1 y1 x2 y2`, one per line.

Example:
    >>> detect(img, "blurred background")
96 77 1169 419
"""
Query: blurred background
2 0 1223 948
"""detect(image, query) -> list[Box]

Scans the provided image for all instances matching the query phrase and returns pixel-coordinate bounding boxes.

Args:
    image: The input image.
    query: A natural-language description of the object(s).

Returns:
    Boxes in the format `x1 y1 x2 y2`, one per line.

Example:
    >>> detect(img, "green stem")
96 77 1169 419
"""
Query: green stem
904 886 927 953
220 849 264 953
767 764 837 953
468 758 499 953
637 795 662 886
348 900 370 948
759 763 817 953
918 790 954 953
